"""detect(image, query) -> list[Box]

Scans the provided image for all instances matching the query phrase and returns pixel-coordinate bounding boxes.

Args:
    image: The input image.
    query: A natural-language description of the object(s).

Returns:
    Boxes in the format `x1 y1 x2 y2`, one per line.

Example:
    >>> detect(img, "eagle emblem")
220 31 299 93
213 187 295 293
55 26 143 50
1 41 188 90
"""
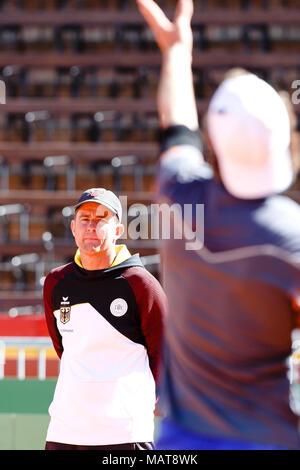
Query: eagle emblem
60 296 71 324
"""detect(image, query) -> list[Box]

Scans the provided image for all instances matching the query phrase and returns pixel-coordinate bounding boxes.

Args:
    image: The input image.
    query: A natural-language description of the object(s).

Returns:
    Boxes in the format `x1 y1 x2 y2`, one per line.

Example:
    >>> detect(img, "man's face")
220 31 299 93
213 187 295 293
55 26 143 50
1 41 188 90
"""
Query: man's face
71 202 123 254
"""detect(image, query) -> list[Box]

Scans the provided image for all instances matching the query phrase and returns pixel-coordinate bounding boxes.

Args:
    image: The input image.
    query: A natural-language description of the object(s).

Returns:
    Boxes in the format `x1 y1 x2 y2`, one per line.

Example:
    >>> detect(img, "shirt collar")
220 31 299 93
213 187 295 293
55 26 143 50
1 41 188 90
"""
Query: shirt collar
74 244 131 269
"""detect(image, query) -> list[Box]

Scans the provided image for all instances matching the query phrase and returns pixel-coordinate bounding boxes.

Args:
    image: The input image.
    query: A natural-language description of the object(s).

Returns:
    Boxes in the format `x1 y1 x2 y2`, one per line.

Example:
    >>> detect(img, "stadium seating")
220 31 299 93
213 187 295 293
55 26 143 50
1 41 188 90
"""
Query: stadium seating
0 0 299 312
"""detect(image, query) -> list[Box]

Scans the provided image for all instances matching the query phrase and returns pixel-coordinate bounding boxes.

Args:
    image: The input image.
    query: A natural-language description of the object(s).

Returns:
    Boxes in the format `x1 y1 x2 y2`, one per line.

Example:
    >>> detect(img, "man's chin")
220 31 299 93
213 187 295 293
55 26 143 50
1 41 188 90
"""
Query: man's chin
82 241 102 253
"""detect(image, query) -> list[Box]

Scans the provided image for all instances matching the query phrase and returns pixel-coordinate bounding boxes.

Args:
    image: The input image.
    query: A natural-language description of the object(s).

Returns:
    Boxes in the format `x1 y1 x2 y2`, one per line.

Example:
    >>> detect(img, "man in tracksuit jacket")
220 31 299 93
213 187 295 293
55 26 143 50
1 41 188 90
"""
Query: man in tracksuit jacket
43 187 167 450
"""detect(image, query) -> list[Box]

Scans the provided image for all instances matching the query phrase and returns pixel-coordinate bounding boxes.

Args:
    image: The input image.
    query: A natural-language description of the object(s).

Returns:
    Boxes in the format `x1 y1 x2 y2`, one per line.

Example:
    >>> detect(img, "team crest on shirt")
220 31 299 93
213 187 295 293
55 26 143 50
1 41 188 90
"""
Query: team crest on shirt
110 298 128 317
60 296 71 324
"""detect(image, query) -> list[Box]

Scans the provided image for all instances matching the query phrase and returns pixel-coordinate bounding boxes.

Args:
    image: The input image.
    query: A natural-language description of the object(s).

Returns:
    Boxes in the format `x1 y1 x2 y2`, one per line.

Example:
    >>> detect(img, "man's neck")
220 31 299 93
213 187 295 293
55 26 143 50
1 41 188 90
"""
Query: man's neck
80 247 116 271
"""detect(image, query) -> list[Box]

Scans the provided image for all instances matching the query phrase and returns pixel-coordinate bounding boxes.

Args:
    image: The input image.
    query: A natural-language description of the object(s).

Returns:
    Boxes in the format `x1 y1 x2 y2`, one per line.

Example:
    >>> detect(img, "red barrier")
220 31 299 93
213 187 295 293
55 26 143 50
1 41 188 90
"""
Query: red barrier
4 358 59 378
0 314 49 337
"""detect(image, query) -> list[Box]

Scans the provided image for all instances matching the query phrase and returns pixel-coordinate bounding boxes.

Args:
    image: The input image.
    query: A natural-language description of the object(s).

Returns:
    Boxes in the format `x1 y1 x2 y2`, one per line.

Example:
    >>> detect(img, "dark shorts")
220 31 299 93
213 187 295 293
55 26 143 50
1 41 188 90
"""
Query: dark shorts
45 441 154 450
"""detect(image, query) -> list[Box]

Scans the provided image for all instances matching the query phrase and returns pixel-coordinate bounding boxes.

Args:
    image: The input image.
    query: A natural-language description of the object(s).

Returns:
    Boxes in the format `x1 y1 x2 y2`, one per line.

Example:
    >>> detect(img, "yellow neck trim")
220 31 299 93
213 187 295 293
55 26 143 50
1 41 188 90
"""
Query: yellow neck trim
74 244 131 269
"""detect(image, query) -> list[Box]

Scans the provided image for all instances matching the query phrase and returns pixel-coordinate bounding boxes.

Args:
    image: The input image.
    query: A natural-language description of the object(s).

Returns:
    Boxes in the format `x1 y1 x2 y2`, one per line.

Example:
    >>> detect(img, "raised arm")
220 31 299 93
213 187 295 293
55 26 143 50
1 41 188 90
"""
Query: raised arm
137 0 198 131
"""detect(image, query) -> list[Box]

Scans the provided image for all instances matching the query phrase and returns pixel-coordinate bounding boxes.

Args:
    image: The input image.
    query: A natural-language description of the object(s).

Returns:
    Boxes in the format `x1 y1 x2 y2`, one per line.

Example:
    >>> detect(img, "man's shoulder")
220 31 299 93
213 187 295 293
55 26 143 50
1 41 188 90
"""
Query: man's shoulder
262 194 300 252
122 265 166 296
269 193 300 213
44 261 75 290
122 264 154 285
122 265 167 317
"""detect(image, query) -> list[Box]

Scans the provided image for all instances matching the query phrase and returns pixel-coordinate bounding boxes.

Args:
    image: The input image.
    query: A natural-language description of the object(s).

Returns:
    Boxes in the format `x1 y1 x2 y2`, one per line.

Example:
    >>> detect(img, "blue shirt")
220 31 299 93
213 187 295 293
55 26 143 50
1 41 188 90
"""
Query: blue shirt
156 125 300 450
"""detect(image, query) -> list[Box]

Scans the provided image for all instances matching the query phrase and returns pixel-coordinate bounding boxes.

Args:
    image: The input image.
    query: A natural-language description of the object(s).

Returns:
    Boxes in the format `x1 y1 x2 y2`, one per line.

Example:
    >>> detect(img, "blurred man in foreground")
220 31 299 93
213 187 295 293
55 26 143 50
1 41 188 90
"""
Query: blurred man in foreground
137 0 300 450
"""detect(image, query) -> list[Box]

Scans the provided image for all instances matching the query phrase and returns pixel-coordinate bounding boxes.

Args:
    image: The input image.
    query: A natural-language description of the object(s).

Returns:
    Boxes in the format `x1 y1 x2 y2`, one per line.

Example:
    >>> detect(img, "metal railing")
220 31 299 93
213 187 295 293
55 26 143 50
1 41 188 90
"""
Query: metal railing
0 336 55 380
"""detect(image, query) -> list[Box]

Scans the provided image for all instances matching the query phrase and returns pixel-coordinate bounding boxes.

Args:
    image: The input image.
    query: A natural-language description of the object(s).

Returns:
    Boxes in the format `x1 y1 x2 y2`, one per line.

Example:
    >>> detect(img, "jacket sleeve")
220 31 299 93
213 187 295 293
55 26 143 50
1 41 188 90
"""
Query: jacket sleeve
157 124 212 206
123 266 167 385
43 271 63 359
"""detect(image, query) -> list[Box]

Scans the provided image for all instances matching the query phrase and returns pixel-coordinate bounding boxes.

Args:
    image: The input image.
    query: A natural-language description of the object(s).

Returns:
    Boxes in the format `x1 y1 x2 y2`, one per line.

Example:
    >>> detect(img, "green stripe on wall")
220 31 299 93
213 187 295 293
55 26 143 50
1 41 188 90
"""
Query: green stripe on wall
0 413 50 450
0 379 56 449
0 378 162 449
0 379 57 414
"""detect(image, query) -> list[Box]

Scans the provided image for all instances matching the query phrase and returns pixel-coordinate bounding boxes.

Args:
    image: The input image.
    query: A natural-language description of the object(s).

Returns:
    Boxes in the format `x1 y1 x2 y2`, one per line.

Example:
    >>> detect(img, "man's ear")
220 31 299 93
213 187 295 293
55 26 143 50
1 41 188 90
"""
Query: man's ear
115 223 124 240
70 219 76 238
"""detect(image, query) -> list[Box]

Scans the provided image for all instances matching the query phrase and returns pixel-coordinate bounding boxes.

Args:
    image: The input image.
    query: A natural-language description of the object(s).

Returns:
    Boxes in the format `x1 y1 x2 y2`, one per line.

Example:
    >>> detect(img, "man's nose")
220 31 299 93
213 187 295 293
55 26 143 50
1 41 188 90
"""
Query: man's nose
87 219 97 230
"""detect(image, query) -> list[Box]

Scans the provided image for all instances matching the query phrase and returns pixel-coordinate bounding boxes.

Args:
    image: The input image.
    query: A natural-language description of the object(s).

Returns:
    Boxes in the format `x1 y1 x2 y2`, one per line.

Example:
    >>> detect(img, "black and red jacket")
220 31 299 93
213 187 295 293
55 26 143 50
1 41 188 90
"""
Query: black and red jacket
43 245 166 445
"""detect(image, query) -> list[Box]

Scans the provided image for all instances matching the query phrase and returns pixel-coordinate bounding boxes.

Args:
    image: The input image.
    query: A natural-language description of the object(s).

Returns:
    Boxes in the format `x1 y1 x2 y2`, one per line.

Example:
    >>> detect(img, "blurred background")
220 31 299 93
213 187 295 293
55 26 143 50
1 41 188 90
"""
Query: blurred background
0 0 299 450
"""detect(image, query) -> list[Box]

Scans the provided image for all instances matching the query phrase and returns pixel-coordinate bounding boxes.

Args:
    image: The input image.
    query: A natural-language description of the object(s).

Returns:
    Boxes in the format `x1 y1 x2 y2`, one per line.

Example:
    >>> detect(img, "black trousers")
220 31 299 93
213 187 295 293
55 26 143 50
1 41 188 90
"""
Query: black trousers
45 441 154 450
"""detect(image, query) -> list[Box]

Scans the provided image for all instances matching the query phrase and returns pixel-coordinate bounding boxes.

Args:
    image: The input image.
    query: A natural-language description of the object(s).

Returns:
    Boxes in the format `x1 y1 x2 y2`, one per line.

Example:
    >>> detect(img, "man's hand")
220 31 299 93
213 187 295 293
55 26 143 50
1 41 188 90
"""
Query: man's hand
137 0 198 130
136 0 193 54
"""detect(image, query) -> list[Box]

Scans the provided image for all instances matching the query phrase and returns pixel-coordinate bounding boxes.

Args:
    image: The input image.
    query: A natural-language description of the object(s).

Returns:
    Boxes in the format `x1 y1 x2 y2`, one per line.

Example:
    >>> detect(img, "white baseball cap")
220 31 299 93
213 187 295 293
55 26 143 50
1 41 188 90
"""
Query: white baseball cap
207 73 293 199
74 187 122 221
